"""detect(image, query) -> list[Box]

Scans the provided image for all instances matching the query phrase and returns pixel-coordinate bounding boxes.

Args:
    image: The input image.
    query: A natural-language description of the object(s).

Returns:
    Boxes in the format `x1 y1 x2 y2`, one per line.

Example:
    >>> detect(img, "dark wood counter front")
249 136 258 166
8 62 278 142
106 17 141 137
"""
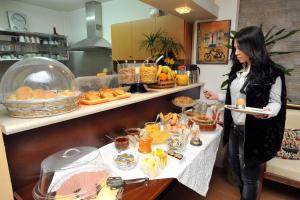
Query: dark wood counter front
5 86 200 200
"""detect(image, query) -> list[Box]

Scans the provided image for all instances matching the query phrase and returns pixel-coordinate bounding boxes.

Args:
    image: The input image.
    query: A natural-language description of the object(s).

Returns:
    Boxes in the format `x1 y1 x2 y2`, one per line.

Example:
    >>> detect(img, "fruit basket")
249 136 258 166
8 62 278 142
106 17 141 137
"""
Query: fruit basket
148 65 176 89
0 57 80 118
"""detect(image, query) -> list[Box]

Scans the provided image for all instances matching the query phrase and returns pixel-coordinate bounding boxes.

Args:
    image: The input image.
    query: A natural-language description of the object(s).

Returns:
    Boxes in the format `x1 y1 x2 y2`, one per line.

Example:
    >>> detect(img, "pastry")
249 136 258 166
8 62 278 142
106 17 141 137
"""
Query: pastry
32 89 47 99
113 87 125 95
15 86 33 100
84 91 100 100
99 88 115 98
45 91 57 99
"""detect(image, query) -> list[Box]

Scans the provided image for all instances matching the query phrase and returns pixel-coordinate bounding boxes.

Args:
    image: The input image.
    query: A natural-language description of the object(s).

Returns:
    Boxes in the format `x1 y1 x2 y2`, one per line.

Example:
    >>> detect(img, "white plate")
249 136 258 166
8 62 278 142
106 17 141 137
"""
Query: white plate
224 105 272 115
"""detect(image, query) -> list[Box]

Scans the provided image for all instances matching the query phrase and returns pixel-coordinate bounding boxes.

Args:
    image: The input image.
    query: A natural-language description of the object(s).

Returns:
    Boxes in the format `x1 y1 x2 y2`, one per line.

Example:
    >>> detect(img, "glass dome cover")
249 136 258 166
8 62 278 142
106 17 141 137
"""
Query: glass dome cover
0 57 80 117
32 146 122 200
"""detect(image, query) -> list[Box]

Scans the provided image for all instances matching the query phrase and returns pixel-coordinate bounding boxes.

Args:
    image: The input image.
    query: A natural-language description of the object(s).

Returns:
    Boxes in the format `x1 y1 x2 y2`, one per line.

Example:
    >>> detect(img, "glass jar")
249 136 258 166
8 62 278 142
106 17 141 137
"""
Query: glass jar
117 63 137 84
176 65 189 86
140 63 158 84
138 134 153 153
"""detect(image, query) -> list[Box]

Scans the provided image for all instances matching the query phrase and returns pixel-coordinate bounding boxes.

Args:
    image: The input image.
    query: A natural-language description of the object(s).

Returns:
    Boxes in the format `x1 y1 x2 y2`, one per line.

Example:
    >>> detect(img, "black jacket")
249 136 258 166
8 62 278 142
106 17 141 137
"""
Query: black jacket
223 67 287 167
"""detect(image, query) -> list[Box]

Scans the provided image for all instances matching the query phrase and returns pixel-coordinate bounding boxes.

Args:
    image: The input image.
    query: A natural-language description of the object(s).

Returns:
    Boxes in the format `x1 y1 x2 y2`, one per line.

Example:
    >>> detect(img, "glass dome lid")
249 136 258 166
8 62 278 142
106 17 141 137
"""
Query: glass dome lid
0 57 80 117
32 146 121 200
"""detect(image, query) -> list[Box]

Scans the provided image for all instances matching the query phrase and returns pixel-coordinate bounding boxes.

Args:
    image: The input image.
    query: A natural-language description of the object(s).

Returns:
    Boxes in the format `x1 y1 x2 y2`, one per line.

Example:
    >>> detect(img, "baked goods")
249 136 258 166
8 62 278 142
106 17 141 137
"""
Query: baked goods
16 86 33 100
9 86 74 101
80 87 131 105
173 96 195 107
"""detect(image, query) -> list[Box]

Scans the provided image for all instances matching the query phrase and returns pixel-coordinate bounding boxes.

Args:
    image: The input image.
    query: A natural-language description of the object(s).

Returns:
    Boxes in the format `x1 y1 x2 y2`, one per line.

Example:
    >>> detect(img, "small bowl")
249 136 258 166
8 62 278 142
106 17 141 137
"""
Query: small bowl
124 128 141 137
113 150 138 170
114 136 129 151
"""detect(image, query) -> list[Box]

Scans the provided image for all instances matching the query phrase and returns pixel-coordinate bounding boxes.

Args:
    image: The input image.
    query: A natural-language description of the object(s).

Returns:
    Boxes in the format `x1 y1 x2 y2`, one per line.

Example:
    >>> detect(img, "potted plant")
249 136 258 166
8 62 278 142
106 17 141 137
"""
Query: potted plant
140 30 184 67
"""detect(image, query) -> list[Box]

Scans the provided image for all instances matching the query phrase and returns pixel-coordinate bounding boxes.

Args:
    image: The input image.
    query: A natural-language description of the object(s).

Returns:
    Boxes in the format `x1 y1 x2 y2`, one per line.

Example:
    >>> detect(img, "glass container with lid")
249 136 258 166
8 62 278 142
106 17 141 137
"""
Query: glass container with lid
33 146 122 200
176 65 189 86
0 57 80 117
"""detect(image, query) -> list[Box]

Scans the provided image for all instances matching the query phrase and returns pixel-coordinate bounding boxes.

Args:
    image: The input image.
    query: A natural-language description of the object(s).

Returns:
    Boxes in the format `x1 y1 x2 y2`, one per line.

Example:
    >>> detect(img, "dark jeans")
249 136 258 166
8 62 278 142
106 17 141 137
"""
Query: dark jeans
228 124 261 200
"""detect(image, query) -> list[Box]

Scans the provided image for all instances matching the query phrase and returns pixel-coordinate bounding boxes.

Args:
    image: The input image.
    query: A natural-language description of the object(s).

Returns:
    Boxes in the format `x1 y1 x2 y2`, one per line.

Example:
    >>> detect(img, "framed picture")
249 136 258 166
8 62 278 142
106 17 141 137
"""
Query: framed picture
7 11 29 32
196 20 231 64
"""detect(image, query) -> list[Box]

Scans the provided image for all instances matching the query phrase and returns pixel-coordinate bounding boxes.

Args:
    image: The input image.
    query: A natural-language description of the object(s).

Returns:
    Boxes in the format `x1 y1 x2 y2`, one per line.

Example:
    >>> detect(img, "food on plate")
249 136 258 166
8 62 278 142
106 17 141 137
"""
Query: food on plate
99 88 115 98
164 123 187 133
141 155 160 177
84 91 100 100
114 152 138 170
32 89 46 99
55 170 120 200
173 96 194 107
113 87 125 95
159 112 179 125
80 87 130 105
148 130 171 144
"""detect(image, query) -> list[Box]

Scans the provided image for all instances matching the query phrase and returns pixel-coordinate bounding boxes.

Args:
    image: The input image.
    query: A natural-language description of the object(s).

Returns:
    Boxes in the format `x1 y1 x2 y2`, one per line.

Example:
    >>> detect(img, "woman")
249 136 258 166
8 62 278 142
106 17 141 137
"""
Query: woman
204 26 286 200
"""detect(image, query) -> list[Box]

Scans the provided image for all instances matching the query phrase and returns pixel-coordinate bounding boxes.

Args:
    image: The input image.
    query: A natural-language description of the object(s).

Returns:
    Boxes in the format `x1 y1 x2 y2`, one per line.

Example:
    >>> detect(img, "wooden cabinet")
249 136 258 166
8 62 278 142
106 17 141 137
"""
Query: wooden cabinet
111 22 132 60
132 18 155 60
111 15 192 64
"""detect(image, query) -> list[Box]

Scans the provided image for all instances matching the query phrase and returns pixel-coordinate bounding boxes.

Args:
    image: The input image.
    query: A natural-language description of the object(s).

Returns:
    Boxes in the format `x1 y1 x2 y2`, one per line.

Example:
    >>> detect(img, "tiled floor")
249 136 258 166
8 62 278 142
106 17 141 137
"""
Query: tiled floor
159 168 300 200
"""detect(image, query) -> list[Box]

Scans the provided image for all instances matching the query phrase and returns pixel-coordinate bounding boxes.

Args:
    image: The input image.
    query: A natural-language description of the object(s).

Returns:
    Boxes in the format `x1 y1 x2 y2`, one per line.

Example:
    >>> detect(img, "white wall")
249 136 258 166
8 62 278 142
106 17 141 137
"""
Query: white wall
0 0 67 34
66 0 154 44
193 0 240 97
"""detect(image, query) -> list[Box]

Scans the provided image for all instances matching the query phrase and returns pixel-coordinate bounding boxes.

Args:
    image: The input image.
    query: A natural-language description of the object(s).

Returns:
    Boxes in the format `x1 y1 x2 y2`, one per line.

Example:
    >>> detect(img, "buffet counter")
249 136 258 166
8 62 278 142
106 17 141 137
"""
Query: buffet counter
0 83 203 200
0 83 203 135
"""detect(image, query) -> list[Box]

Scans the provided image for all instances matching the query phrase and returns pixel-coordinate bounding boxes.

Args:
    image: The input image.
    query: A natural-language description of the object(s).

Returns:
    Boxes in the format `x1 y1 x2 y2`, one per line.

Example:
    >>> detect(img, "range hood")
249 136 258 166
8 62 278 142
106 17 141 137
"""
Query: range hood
69 1 111 51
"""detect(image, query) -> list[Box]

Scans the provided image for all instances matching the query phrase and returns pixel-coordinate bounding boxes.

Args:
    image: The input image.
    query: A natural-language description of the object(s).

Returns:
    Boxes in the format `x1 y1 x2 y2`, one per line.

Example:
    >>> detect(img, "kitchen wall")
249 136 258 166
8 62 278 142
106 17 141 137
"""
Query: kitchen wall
0 0 67 34
66 0 154 44
193 0 240 96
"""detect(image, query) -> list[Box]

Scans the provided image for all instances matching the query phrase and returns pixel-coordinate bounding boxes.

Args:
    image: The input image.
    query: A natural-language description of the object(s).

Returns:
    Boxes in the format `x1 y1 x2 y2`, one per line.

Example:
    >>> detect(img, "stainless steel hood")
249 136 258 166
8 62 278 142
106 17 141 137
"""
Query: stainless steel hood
69 1 111 51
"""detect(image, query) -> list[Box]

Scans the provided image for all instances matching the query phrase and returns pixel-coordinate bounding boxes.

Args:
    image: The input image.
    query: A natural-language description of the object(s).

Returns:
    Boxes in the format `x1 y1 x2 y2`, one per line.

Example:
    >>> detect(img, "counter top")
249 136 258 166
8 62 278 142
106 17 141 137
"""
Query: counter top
0 83 203 135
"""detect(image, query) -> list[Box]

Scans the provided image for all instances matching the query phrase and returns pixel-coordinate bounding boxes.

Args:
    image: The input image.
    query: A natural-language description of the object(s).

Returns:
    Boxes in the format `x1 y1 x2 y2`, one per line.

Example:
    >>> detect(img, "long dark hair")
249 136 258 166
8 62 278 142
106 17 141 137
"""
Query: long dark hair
229 26 276 83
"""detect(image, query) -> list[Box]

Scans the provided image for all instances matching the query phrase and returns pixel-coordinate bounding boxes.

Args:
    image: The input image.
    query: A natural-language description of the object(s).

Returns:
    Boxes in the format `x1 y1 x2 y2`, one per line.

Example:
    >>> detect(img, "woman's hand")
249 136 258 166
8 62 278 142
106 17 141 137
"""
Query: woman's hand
253 107 270 119
203 90 218 100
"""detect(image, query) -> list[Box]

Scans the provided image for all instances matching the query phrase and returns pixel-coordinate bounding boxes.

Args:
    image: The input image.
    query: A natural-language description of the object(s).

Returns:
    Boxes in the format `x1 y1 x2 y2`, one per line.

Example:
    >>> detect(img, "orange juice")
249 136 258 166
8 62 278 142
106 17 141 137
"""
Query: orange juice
176 74 189 86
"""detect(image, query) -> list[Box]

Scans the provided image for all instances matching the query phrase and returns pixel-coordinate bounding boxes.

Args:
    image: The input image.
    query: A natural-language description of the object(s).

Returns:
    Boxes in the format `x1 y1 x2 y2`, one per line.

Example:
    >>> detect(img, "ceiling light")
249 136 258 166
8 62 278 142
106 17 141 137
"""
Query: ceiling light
175 6 192 14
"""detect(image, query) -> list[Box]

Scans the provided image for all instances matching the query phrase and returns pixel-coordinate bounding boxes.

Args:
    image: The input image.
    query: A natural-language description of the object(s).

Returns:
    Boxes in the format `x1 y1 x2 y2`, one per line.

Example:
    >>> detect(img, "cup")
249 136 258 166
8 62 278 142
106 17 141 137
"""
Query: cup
114 136 129 151
19 36 25 43
236 94 246 109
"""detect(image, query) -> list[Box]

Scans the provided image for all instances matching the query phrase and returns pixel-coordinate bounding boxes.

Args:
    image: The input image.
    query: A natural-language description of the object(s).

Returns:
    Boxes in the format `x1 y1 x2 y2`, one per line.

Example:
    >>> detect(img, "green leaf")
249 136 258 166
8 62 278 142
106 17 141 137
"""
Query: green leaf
221 79 229 89
264 25 276 41
269 50 300 55
265 29 300 46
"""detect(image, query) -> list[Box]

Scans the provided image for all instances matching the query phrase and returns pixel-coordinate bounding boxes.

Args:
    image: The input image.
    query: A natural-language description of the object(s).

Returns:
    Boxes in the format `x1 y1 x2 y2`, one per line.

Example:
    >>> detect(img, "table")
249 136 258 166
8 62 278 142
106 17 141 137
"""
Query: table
100 126 222 196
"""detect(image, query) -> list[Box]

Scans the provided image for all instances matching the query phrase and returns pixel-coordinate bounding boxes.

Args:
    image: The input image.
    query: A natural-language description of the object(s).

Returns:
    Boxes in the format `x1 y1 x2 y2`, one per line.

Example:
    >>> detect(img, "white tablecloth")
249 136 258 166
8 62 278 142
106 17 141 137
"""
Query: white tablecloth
99 126 222 196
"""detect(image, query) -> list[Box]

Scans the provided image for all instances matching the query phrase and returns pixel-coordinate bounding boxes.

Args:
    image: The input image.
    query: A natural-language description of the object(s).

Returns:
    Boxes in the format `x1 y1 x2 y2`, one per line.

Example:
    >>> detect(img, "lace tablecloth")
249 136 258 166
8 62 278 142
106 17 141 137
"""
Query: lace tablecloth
99 126 222 196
